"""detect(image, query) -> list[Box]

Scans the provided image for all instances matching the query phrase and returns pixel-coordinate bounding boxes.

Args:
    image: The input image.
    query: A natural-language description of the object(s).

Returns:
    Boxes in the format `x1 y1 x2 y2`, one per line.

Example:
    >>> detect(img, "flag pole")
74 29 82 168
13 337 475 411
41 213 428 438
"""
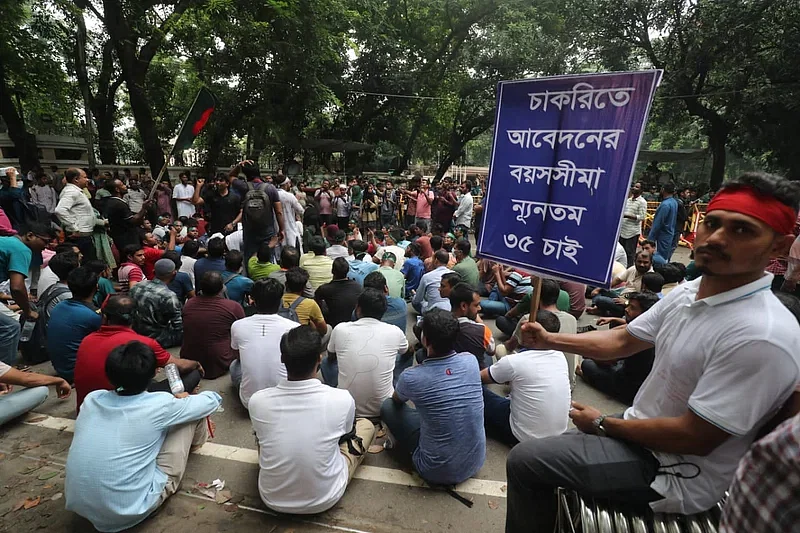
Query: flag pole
147 158 170 202
528 276 543 324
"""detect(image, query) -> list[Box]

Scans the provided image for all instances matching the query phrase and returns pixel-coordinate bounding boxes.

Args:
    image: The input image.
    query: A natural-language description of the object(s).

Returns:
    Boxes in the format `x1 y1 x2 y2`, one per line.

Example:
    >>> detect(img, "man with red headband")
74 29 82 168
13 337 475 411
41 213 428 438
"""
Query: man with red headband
504 172 800 532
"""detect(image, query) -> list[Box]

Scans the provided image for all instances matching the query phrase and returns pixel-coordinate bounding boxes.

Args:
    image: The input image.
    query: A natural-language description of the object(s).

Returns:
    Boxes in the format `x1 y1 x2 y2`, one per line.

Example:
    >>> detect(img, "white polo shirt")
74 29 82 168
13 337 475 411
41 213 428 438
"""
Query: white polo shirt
231 314 299 408
487 349 571 441
249 379 354 514
328 318 409 417
626 273 800 514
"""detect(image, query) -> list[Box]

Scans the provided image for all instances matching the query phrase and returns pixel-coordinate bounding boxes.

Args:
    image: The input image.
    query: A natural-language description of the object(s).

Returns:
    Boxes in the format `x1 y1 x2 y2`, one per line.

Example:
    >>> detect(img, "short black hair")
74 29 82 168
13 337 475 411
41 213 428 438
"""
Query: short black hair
22 222 56 240
251 278 284 313
449 282 477 309
536 310 561 334
421 308 460 355
540 279 560 307
350 239 368 259
441 272 462 288
776 292 800 325
55 242 79 255
280 325 321 377
641 239 656 248
122 244 141 261
363 271 387 292
181 240 200 258
225 249 244 272
207 237 225 258
105 341 157 395
83 260 109 275
67 267 98 299
285 267 309 293
721 172 800 211
434 249 450 265
280 246 301 268
200 271 224 296
628 291 659 313
662 182 676 194
162 250 182 271
654 262 685 284
642 272 665 293
332 256 350 279
358 288 386 319
49 251 80 281
454 239 471 256
430 235 443 251
331 230 346 244
309 236 327 255
103 295 135 325
406 242 421 257
256 240 273 263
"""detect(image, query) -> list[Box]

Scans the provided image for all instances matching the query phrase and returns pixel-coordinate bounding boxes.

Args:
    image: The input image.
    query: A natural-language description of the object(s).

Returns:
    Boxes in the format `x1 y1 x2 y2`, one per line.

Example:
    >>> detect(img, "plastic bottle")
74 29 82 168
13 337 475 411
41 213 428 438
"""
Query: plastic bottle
19 320 36 343
164 363 185 395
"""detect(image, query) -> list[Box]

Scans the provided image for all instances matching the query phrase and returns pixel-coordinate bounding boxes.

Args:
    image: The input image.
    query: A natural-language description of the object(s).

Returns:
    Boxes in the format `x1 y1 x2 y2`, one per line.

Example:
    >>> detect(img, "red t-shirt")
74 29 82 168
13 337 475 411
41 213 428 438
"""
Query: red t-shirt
142 246 164 279
73 325 172 411
415 236 433 260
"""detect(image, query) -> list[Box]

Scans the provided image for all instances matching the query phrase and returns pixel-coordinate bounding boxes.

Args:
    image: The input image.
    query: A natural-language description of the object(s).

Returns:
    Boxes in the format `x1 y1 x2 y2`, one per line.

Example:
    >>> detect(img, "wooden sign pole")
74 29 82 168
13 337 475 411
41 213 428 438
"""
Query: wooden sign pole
528 276 543 324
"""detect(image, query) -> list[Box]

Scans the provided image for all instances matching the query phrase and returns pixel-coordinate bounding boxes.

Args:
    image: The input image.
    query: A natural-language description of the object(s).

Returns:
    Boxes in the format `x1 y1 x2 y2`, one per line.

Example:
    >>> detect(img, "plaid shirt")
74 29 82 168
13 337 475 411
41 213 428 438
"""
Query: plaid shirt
129 278 183 347
720 413 800 533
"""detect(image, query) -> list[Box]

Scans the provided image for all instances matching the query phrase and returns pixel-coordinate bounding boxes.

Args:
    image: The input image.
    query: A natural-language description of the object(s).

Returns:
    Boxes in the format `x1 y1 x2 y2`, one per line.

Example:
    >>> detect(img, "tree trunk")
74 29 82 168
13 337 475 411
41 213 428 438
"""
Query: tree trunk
0 62 39 173
93 104 118 164
126 77 166 177
708 122 728 191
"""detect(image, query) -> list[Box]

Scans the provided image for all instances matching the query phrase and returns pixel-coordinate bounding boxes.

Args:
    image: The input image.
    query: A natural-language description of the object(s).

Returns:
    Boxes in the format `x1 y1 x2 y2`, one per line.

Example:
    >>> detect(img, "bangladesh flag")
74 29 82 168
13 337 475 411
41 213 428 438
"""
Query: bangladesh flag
170 87 217 155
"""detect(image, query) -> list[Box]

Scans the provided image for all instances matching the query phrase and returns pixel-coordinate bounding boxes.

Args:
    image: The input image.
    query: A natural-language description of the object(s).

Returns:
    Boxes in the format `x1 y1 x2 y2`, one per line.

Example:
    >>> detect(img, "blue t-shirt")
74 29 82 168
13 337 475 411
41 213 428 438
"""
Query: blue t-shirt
401 256 424 294
395 352 485 484
167 271 194 302
348 259 379 286
0 235 32 282
193 257 226 283
222 271 254 305
47 300 101 382
383 296 407 332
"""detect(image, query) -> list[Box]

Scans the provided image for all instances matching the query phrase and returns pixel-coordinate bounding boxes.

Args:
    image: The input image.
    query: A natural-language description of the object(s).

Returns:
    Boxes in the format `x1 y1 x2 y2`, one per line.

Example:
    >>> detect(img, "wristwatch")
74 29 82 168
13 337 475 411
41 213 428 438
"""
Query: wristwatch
592 415 607 437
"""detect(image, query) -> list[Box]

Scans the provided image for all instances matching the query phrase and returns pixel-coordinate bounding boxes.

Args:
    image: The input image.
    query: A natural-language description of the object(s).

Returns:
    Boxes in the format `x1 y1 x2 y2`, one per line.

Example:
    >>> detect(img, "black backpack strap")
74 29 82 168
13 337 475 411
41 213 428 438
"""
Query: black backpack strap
338 424 365 456
289 296 305 311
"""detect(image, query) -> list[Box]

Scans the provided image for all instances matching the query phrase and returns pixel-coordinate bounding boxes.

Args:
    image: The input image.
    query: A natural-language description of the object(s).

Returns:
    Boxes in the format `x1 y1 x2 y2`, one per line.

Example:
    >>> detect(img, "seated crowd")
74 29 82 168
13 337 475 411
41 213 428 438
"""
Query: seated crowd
0 169 798 533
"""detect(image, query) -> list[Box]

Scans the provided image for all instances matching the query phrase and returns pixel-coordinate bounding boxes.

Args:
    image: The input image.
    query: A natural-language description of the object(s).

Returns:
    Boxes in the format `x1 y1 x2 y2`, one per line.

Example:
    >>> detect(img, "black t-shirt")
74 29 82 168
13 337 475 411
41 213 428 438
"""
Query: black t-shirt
202 190 241 235
104 197 140 250
314 279 361 327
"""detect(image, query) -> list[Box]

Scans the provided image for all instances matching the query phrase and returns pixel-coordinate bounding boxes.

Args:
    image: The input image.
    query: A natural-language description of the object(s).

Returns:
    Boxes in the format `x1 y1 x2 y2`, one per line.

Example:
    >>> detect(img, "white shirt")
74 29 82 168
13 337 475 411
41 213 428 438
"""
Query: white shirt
55 183 96 233
124 189 147 213
249 379 354 514
172 183 196 217
374 245 406 271
326 244 349 260
37 266 59 296
620 195 649 239
225 230 243 252
231 314 299 408
626 274 800 514
488 350 570 441
328 318 409 417
180 256 197 285
278 189 304 249
454 192 473 228
30 185 58 213
614 241 628 265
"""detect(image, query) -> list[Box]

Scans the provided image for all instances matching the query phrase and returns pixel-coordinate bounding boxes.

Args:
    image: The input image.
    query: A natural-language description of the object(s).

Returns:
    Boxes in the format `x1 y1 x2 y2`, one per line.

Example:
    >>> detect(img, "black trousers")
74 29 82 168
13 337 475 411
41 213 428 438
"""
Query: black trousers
619 235 639 267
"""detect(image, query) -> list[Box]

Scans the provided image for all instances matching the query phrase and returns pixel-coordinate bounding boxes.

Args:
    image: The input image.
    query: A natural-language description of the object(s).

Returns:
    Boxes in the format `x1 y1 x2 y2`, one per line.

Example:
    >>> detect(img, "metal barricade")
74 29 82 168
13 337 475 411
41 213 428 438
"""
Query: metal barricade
557 490 722 533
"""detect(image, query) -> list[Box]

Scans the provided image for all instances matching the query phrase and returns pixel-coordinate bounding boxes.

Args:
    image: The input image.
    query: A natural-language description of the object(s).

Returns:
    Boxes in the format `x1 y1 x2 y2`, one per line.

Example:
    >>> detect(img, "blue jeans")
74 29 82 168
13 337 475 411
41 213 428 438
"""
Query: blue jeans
479 286 509 317
482 387 518 447
380 398 421 456
0 312 21 366
591 292 625 317
230 359 242 388
0 386 48 427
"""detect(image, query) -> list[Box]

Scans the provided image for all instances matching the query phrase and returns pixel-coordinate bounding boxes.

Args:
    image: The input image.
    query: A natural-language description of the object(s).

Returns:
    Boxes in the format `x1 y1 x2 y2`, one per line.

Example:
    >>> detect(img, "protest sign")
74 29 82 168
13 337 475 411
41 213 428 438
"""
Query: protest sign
477 70 662 287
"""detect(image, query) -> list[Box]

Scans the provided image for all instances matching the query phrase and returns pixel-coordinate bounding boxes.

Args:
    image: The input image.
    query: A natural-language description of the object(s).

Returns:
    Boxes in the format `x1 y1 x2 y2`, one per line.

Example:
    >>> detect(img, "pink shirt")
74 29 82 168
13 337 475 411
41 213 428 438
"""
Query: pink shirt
415 190 434 219
315 189 334 215
0 208 16 236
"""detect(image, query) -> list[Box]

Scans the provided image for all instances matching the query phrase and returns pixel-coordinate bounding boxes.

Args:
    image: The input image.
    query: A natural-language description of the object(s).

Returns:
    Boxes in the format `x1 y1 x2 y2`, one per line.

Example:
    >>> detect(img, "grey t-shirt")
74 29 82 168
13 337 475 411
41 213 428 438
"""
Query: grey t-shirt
395 352 485 485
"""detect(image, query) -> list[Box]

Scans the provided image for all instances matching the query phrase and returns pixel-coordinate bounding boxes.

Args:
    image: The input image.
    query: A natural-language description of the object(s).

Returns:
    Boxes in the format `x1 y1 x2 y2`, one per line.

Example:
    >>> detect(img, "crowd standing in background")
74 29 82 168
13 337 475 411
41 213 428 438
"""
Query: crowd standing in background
0 162 798 533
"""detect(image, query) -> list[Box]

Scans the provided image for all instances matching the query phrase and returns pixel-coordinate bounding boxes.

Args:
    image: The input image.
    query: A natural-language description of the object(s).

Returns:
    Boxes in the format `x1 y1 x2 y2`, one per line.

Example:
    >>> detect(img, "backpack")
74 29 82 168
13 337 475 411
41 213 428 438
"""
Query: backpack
243 182 272 230
19 284 71 364
277 296 304 323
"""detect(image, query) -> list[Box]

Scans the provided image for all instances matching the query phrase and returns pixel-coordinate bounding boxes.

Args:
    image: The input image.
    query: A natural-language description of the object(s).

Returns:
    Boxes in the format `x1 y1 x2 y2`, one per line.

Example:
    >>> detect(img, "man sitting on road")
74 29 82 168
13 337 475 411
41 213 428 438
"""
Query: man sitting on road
300 236 333 290
578 292 659 405
249 325 376 514
381 309 485 486
412 250 453 314
230 278 300 409
0 361 71 427
346 239 378 285
401 242 425 298
481 310 570 447
248 239 281 281
73 295 202 411
130 259 184 348
587 250 654 317
449 282 495 370
66 341 221 532
322 288 409 417
269 245 315 297
315 257 361 328
222 250 254 307
284 267 331 346
451 239 480 289
505 172 800 532
377 252 406 299
181 272 245 380
363 271 407 333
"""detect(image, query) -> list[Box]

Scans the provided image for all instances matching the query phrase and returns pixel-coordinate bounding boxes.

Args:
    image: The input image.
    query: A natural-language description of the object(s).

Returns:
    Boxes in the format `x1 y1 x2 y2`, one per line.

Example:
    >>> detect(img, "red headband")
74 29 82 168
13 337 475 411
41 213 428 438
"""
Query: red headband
707 187 797 235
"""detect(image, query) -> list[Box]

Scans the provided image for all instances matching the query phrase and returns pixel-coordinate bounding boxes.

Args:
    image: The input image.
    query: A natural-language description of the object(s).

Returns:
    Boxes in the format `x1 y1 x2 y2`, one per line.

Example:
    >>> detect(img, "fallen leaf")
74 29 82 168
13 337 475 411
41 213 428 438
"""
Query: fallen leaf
223 503 239 513
0 453 5 460
368 444 384 454
500 484 507 493
50 493 63 501
23 497 41 510
37 472 59 481
26 416 47 423
12 500 26 512
43 485 52 490
488 500 499 510
215 490 232 504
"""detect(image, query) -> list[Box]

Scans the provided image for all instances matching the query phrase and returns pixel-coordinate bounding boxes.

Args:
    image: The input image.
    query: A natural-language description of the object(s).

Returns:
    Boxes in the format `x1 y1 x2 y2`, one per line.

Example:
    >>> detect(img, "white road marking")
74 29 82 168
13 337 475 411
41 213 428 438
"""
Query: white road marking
23 413 508 498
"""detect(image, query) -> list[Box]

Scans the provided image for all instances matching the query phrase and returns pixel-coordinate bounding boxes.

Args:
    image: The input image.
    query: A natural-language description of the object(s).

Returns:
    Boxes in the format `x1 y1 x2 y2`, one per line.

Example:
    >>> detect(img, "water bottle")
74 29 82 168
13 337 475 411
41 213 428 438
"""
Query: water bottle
164 363 184 395
19 320 36 343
